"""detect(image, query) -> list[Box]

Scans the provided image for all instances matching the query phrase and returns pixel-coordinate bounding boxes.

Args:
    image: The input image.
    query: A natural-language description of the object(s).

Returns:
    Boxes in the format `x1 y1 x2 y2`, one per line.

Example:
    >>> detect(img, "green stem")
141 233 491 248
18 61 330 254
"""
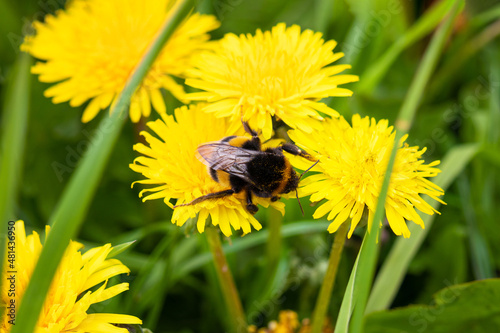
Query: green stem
310 221 349 333
338 2 464 332
396 1 464 128
348 224 380 333
0 53 31 223
0 53 30 309
11 1 194 332
205 227 247 333
266 207 283 272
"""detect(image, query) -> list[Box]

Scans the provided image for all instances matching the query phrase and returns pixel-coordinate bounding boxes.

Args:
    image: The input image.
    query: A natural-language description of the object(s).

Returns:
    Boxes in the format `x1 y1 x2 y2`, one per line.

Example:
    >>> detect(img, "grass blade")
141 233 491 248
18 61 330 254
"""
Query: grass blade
0 53 31 323
334 240 361 333
11 1 195 332
346 2 464 331
0 53 31 223
356 0 455 94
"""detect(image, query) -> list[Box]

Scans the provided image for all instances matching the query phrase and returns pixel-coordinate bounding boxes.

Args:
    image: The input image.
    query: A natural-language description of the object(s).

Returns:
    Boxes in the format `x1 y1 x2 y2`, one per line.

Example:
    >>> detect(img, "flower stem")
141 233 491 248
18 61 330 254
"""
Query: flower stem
310 221 349 333
205 226 247 333
0 53 31 224
266 207 283 272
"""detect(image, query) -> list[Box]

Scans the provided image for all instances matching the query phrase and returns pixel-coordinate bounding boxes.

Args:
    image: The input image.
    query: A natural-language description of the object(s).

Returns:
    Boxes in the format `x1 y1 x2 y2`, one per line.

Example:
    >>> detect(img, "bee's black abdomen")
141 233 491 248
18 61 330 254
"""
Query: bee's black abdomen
247 154 285 194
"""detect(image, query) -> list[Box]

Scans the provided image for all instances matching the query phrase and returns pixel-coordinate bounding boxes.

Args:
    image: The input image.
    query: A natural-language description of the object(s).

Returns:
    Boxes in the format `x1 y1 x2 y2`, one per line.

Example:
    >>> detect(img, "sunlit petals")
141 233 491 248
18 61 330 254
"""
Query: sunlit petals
288 115 445 238
185 23 358 139
21 0 219 122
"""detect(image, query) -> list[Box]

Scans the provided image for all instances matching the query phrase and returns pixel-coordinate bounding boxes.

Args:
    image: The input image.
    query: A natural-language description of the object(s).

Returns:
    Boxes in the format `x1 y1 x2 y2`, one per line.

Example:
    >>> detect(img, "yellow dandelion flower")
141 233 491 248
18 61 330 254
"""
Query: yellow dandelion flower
185 23 359 140
130 104 285 237
287 114 445 238
1 221 141 333
21 0 219 123
248 311 299 333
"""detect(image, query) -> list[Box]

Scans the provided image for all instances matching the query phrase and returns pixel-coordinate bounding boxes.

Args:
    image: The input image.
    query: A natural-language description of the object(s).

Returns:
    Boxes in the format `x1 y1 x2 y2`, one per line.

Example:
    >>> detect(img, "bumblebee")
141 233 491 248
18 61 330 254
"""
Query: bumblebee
175 122 318 215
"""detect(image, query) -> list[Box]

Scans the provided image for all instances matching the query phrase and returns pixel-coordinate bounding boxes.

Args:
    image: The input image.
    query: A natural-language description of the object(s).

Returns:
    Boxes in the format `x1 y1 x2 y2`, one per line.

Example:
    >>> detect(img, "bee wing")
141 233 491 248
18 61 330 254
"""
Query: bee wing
196 142 260 181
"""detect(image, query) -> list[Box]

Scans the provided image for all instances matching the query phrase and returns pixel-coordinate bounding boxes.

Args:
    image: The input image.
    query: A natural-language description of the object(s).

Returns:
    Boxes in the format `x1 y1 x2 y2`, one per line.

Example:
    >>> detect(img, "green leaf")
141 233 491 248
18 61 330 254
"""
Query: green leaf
364 279 500 333
334 244 361 332
347 2 464 331
0 54 31 315
356 0 455 94
0 52 31 223
313 0 334 33
107 240 137 258
410 224 468 302
173 221 330 280
246 250 290 319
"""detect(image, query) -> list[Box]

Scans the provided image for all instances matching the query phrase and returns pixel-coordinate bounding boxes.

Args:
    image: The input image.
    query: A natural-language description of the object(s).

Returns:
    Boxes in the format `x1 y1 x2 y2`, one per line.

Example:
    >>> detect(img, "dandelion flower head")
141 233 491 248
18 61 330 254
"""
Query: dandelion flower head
288 114 445 238
0 221 141 333
130 104 285 237
186 23 359 139
21 0 219 123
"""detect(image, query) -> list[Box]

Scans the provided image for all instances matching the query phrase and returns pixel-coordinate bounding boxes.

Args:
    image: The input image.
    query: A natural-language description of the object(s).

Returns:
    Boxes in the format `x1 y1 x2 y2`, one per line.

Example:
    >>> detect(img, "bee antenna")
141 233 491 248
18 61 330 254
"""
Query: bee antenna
299 159 319 181
296 188 305 216
295 159 318 216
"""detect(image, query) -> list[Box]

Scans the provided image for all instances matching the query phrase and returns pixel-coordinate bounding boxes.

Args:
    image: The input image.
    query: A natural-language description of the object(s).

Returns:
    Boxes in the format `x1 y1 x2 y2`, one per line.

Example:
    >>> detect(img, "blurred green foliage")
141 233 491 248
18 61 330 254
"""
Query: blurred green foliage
1 0 500 332
365 279 500 333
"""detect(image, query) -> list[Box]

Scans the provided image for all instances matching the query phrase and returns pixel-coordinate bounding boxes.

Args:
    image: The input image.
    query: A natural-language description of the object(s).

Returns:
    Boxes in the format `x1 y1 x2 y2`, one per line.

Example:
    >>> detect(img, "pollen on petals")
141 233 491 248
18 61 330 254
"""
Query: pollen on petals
288 115 445 238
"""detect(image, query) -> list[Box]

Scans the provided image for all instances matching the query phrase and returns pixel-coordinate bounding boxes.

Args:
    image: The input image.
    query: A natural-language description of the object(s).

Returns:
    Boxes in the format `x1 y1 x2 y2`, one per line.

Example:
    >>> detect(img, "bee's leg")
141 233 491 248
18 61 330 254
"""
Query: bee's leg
242 120 258 137
245 189 259 215
280 143 316 162
280 143 319 181
174 189 235 208
239 105 258 137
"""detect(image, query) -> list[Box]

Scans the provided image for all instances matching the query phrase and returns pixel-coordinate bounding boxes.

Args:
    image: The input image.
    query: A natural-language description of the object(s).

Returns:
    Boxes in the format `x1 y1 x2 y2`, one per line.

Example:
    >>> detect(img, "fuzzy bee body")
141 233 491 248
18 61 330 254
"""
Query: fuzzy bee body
175 122 317 215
